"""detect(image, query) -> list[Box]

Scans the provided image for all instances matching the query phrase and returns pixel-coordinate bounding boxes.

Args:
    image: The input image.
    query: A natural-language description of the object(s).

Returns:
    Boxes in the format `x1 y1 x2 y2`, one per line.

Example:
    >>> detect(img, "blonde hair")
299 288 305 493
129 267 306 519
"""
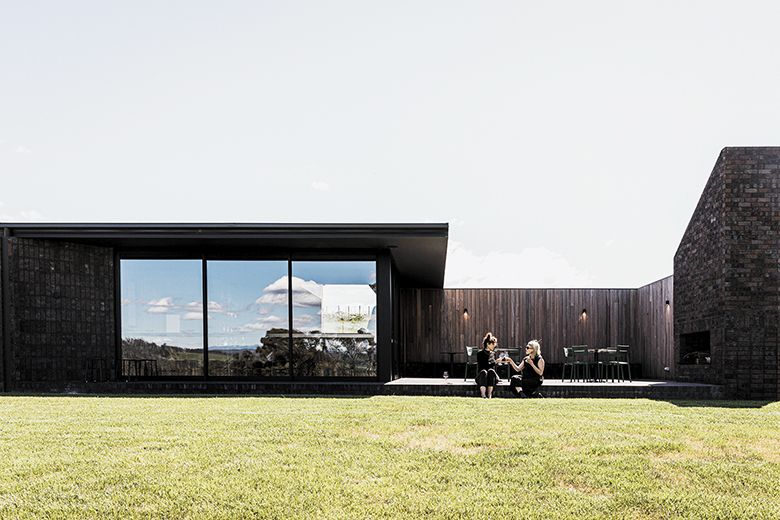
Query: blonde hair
526 339 541 357
482 332 497 349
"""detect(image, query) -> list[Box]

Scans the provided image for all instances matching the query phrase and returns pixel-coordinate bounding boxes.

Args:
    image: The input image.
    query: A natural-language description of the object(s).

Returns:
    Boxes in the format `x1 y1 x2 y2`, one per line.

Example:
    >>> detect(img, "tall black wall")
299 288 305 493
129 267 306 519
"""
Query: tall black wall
8 238 115 388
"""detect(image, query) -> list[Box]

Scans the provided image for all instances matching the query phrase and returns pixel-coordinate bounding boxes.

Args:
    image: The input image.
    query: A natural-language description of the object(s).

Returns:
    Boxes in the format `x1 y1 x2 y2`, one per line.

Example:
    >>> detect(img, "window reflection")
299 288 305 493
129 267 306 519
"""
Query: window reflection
120 260 204 376
207 261 290 377
120 258 378 379
291 261 377 377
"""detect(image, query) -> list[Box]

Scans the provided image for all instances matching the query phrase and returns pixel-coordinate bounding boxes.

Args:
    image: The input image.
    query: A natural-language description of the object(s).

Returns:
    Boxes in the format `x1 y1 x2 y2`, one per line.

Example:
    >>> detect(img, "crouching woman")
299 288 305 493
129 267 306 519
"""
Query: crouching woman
506 340 545 397
476 332 501 398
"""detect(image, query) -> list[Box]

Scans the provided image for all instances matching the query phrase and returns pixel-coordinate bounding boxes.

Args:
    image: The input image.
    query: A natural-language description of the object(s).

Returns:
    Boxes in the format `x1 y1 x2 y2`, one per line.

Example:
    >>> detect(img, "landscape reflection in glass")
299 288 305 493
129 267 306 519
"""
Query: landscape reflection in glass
292 261 377 377
120 260 204 376
207 260 290 377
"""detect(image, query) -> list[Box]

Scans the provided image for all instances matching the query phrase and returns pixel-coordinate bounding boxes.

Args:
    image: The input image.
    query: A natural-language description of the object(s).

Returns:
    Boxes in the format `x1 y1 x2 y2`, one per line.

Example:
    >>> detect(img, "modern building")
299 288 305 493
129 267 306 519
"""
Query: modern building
1 147 779 398
0 224 448 390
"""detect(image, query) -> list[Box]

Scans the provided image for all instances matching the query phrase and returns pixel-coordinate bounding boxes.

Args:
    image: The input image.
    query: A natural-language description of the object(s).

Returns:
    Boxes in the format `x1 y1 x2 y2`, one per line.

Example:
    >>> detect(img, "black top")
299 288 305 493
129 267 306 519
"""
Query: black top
477 348 497 372
521 355 543 381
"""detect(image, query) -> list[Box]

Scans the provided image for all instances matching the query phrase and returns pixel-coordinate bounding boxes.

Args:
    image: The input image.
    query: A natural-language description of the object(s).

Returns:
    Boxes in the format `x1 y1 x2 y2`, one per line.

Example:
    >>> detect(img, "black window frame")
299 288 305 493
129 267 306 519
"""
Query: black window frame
116 250 381 382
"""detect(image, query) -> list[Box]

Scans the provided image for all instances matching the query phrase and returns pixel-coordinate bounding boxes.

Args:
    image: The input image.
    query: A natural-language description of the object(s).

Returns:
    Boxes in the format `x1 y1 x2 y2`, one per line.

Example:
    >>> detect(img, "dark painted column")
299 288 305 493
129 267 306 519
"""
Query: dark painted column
1 228 9 392
376 251 393 382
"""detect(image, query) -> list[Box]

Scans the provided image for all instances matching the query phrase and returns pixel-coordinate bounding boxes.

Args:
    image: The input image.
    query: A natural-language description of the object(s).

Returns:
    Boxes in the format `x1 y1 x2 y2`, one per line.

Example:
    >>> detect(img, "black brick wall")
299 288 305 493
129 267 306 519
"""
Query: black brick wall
8 238 115 386
0 235 5 390
674 147 780 398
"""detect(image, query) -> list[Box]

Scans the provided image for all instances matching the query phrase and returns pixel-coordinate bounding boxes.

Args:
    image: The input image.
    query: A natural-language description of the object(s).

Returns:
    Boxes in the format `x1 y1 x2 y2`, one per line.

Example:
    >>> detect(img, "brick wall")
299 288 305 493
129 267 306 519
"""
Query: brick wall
674 147 780 398
720 148 780 399
8 238 115 387
0 235 5 390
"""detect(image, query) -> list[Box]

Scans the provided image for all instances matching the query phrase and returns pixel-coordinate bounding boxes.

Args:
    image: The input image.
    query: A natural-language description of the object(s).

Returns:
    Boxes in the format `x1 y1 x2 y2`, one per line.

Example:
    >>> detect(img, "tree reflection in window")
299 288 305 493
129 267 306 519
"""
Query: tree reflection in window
291 261 377 377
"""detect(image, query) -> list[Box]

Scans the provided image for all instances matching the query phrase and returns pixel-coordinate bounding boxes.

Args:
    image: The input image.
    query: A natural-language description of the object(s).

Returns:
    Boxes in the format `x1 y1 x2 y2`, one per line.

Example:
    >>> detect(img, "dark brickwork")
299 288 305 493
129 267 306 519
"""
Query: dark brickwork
0 234 5 390
8 238 115 387
675 147 780 398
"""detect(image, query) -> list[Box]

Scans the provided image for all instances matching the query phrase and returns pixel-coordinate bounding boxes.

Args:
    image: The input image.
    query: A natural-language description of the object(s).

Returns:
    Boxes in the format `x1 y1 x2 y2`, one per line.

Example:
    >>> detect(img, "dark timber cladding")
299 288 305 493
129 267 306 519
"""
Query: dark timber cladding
400 276 673 377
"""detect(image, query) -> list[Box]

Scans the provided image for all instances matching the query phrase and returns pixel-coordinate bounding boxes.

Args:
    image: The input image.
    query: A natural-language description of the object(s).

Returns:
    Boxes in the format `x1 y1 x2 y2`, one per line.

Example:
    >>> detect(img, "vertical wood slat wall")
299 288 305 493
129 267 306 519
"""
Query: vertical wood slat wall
634 276 674 379
400 276 673 377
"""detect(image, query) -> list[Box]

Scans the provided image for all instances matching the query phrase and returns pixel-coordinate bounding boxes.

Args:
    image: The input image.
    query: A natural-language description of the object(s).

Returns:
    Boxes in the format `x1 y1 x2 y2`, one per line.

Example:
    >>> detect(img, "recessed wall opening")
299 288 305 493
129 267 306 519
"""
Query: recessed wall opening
679 331 711 365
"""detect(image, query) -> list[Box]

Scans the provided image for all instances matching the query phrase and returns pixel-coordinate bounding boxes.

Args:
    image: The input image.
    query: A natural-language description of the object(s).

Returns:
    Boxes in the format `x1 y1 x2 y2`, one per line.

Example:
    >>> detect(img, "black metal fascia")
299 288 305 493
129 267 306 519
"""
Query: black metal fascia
0 223 449 240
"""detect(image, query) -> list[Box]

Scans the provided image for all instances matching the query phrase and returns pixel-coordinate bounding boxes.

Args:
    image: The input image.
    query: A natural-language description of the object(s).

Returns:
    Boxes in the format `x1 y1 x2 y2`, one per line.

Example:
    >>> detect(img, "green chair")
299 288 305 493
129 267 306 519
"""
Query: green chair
463 346 479 381
562 346 575 381
608 345 632 382
601 348 618 381
563 345 590 381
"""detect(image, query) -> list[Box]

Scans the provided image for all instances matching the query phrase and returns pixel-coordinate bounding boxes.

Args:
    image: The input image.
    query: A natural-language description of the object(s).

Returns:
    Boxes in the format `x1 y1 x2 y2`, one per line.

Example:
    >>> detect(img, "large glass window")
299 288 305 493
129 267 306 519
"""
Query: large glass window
291 261 377 377
207 261 290 377
119 257 378 379
120 260 204 376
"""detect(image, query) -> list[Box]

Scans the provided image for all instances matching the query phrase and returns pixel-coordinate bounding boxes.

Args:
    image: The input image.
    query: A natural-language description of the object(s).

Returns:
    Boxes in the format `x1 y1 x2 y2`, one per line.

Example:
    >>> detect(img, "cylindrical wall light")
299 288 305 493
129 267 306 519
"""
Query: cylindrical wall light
463 308 469 320
580 308 587 320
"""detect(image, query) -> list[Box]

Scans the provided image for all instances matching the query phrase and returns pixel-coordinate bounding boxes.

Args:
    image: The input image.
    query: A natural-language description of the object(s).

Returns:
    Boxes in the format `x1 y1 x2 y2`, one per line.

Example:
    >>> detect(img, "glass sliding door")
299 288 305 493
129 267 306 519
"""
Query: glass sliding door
291 261 377 377
206 260 290 377
120 259 204 376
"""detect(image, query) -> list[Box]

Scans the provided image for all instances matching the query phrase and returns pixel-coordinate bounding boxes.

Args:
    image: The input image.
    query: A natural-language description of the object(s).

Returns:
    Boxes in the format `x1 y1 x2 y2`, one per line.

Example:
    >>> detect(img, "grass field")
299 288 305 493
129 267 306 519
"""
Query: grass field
1 396 779 519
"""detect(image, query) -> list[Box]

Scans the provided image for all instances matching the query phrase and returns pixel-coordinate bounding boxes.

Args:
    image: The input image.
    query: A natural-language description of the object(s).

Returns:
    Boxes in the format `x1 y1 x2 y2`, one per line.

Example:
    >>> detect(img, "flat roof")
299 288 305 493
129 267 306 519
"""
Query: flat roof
1 223 449 287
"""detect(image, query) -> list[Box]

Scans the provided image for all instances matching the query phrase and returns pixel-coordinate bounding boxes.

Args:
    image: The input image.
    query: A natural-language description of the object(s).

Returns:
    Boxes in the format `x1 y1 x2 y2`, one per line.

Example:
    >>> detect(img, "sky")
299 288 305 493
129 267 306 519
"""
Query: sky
2 1 780 288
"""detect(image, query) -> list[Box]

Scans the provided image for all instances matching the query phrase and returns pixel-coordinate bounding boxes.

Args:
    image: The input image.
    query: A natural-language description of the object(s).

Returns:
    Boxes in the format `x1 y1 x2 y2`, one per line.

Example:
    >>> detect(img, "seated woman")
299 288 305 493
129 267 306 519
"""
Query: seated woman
505 339 545 397
476 332 501 398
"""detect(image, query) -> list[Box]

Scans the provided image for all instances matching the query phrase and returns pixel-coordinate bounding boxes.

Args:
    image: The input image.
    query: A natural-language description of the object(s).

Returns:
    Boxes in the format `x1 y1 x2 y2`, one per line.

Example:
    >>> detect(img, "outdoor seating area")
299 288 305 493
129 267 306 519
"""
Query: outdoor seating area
453 344 633 384
561 345 632 382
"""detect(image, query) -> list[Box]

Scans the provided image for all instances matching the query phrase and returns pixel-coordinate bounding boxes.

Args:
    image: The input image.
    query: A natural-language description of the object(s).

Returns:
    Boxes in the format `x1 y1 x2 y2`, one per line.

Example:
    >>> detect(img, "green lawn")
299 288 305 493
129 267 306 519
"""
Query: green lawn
1 397 779 519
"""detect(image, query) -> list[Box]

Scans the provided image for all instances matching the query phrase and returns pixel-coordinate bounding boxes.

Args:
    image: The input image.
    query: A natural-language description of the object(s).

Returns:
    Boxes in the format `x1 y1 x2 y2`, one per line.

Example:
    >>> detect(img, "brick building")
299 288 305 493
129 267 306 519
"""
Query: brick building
674 147 780 399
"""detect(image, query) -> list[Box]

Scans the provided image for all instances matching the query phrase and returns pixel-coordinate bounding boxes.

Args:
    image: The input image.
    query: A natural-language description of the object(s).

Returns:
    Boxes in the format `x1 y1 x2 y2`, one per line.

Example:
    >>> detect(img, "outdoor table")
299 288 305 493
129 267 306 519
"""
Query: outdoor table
440 350 460 377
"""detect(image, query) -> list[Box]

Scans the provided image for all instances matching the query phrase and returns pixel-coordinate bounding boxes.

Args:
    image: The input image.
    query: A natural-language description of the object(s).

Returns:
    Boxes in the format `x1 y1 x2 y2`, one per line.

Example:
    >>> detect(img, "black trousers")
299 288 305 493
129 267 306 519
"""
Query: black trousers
477 369 499 387
510 375 542 397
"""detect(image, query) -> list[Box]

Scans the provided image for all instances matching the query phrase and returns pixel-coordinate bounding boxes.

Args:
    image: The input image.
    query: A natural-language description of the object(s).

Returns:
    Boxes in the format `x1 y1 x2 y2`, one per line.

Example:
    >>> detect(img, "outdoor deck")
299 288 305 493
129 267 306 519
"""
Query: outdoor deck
13 378 723 399
384 378 723 399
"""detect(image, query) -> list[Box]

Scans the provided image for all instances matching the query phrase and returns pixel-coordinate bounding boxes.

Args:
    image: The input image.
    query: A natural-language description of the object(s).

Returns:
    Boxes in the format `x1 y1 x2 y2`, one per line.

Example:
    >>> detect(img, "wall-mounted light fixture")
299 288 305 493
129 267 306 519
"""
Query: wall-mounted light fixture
580 308 587 320
463 308 469 320
665 300 670 307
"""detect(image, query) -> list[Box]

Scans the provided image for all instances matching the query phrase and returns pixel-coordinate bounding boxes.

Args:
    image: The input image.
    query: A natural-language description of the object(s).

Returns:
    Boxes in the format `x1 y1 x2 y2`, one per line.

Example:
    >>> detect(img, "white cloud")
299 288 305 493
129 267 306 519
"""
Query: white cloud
146 297 175 314
185 300 225 313
242 323 265 331
444 241 595 288
240 315 284 332
256 276 322 307
148 297 174 307
15 145 31 155
259 315 284 325
311 181 330 192
182 312 205 321
293 314 316 326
